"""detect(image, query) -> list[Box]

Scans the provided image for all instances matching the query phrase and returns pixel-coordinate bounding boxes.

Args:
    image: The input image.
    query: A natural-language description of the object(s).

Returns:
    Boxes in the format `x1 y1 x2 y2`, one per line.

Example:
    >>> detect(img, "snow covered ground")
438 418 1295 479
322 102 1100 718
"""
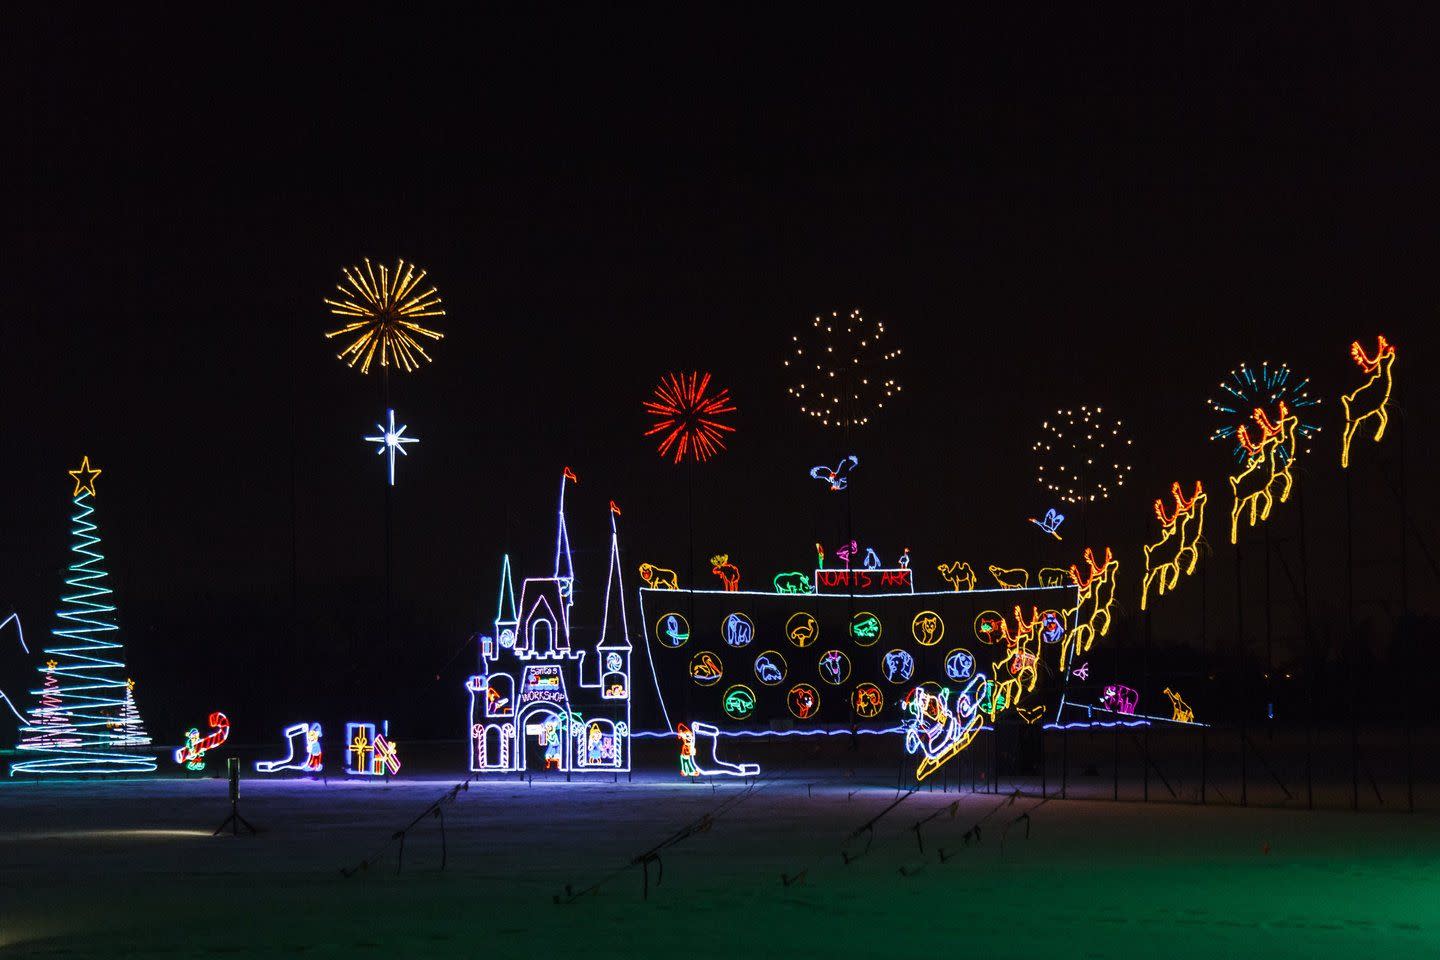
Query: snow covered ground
3 766 1438 958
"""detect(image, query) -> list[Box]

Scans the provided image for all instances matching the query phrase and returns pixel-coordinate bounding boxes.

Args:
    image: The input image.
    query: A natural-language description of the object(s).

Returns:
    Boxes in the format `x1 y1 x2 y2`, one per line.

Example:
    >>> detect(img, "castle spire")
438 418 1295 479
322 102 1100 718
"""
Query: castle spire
598 504 631 650
554 467 576 590
496 553 517 625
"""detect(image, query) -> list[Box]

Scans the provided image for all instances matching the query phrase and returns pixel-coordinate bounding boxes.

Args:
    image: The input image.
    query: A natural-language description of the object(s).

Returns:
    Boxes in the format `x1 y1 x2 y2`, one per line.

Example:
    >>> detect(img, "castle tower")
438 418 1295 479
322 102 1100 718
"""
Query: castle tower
491 553 518 658
596 506 632 701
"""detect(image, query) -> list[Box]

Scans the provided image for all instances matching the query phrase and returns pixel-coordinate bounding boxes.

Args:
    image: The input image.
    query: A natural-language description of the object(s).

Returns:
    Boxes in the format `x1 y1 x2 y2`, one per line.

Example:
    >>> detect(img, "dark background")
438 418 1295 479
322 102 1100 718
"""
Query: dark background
5 8 1438 742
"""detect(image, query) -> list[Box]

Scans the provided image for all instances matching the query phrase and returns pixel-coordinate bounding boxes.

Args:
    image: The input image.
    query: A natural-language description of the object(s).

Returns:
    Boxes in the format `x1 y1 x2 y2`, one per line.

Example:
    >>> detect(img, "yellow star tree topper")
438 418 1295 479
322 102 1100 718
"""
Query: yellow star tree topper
68 456 101 497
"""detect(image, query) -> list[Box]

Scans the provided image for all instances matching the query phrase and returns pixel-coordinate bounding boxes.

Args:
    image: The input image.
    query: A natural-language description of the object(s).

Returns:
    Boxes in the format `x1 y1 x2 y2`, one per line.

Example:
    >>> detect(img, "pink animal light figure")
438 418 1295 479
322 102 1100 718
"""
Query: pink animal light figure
1100 684 1139 715
834 540 859 570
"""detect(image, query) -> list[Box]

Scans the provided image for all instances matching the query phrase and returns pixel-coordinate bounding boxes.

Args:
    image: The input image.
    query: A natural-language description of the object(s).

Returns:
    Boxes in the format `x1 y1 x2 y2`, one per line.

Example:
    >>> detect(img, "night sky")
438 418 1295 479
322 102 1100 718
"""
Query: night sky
6 9 1438 737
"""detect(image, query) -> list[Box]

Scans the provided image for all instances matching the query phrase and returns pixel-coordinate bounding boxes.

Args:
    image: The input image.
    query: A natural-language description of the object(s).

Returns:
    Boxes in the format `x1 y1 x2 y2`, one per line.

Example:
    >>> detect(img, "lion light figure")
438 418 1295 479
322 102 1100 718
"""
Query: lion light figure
638 562 679 590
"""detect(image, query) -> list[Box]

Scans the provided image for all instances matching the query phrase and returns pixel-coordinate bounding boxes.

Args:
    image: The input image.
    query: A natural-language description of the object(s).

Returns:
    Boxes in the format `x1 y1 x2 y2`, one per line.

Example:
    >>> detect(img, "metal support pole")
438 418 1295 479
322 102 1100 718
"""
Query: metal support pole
1236 536 1247 807
1347 469 1358 812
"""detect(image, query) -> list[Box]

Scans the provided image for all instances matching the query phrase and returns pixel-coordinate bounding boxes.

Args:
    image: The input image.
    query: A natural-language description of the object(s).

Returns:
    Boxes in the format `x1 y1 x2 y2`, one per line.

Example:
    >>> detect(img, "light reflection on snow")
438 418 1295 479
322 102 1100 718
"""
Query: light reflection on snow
2 828 211 841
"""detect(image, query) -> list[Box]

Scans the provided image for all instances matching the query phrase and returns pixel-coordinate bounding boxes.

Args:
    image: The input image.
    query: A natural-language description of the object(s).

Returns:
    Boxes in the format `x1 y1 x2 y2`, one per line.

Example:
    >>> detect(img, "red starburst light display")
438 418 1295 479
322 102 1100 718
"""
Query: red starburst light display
643 372 737 464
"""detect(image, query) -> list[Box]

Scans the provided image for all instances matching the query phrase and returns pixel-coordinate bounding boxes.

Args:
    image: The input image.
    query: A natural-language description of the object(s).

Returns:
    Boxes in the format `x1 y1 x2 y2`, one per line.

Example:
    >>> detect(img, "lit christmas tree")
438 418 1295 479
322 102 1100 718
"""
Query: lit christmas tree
28 660 79 749
112 679 148 747
11 457 156 774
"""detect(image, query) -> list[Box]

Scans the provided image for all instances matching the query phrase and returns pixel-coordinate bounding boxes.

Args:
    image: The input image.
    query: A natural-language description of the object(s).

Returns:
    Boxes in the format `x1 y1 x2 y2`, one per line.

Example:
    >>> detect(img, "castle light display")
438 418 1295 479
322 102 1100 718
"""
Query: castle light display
466 471 631 774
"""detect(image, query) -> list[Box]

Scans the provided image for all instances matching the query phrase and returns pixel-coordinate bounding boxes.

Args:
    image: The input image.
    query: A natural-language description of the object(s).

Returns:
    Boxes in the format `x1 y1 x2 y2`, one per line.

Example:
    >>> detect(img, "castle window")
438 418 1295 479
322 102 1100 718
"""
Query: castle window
530 618 555 654
486 674 514 717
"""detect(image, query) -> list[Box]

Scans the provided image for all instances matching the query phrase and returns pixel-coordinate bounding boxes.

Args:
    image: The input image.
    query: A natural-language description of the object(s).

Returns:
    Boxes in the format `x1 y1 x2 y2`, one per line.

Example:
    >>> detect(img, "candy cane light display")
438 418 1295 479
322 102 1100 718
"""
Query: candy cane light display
174 712 230 771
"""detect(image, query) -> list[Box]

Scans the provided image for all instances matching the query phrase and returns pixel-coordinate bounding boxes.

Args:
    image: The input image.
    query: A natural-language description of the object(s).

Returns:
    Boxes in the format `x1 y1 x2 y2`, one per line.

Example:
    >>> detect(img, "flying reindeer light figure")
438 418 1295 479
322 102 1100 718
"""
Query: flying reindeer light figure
1228 402 1297 543
1141 481 1207 610
1340 335 1397 469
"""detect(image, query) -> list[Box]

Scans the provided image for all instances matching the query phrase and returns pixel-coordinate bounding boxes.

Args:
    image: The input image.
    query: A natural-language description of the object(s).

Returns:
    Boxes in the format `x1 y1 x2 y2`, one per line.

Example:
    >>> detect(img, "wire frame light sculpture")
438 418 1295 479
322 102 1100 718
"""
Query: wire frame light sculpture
785 309 901 430
1207 360 1321 463
324 258 445 374
1033 405 1134 504
643 372 737 465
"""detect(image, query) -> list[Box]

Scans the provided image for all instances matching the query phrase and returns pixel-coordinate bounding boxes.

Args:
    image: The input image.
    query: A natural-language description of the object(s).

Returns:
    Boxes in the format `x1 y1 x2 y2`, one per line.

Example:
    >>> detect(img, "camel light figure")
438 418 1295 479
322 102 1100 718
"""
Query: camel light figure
1340 335 1396 469
1141 481 1206 610
937 561 976 591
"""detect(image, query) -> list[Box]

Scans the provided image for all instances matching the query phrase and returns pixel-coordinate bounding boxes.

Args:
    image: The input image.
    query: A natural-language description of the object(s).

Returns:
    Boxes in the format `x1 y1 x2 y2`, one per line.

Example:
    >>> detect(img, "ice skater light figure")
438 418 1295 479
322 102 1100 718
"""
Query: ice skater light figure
364 409 420 486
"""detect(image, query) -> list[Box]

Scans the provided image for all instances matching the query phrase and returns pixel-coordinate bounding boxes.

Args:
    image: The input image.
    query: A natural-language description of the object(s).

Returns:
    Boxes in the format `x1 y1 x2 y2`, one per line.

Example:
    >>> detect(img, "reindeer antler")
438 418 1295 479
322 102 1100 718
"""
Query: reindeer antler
1252 401 1290 437
1068 546 1110 590
1155 480 1202 527
1351 334 1395 372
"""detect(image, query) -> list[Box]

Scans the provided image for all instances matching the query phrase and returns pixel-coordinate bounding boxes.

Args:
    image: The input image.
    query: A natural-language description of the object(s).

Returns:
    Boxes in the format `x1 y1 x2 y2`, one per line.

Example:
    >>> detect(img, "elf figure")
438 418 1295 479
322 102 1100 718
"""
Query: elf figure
677 723 698 777
541 719 562 770
305 722 324 770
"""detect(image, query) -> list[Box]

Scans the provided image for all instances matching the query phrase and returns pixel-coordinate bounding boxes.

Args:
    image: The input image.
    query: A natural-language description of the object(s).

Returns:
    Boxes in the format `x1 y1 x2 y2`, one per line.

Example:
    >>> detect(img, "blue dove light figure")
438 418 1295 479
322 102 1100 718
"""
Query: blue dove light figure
1028 508 1065 541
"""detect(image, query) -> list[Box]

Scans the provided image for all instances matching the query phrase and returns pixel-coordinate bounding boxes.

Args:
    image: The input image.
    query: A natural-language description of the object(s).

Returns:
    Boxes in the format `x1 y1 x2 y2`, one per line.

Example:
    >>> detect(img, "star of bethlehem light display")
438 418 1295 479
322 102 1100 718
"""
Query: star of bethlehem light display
642 371 736 464
785 309 901 430
1032 405 1133 504
1207 360 1320 463
324 257 444 374
365 409 420 485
